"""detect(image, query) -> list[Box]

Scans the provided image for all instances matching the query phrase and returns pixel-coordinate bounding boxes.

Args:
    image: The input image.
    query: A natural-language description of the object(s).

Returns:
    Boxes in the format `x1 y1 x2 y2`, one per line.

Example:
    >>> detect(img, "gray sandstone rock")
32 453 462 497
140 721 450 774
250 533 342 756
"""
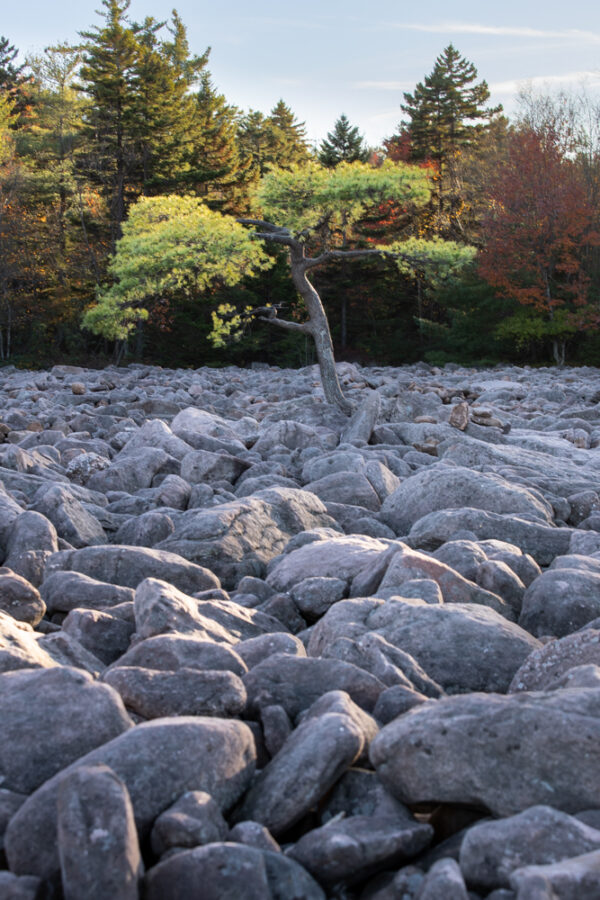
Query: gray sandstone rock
57 764 143 900
113 633 247 675
371 688 600 816
5 717 256 878
150 790 229 855
0 568 45 625
0 666 132 793
40 569 135 615
509 628 600 692
519 568 600 636
144 842 326 900
459 805 600 891
104 666 247 718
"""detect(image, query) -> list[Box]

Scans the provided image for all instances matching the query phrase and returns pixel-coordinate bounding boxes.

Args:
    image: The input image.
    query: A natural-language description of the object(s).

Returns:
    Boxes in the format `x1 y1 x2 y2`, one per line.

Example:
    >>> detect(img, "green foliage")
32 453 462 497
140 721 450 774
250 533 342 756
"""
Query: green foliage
256 159 431 240
83 194 273 340
318 114 370 167
237 101 310 179
386 237 476 287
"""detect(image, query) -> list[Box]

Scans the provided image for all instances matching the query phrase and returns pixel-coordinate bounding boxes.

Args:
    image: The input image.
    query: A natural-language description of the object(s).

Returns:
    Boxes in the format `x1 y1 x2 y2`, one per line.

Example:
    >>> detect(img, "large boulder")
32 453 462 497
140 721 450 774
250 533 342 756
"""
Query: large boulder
509 628 600 692
0 610 58 673
519 568 600 636
406 507 573 565
144 843 325 900
0 666 132 793
32 483 107 548
134 578 282 644
44 545 220 593
459 805 600 892
308 598 540 693
157 487 339 587
371 688 600 816
0 568 45 626
5 717 256 878
380 464 553 534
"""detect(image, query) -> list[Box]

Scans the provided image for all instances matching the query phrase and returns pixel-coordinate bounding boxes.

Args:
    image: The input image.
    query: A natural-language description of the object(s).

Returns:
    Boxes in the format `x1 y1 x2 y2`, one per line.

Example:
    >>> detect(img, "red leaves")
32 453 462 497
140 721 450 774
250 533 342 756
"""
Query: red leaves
478 128 599 322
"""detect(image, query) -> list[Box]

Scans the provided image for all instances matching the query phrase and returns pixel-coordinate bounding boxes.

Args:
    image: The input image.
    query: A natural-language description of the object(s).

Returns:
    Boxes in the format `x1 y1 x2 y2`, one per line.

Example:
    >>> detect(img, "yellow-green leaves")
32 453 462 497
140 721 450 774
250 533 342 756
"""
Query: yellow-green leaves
83 195 273 339
255 160 431 241
385 236 476 286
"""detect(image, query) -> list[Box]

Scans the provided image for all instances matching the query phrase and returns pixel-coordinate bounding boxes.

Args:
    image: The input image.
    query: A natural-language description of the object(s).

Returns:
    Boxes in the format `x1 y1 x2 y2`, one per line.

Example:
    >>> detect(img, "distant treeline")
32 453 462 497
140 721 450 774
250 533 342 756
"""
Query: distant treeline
0 3 599 369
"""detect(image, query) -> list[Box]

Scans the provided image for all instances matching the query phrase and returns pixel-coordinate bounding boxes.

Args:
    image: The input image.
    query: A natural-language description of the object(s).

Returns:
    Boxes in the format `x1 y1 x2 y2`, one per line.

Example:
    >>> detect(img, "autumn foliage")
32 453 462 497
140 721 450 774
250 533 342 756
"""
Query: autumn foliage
478 128 600 360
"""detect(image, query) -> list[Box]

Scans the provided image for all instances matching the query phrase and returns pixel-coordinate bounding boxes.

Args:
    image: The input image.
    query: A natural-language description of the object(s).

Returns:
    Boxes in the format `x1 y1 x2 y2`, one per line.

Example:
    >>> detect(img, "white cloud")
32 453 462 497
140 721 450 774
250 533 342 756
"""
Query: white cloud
390 22 600 43
490 71 600 96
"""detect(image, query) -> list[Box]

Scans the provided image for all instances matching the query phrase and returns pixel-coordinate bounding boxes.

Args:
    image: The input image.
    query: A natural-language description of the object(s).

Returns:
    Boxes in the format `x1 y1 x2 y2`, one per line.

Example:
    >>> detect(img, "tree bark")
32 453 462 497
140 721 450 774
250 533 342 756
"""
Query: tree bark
289 246 352 414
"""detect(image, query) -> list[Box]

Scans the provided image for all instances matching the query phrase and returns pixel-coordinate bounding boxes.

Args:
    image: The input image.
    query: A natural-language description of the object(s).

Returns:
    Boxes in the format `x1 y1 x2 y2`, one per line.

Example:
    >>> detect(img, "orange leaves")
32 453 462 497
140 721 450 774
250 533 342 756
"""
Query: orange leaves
478 127 598 323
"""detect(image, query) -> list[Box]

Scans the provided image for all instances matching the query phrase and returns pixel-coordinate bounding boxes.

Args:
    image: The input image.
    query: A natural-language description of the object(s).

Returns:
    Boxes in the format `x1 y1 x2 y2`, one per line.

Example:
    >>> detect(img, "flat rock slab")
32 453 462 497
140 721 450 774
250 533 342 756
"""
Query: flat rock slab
370 688 600 816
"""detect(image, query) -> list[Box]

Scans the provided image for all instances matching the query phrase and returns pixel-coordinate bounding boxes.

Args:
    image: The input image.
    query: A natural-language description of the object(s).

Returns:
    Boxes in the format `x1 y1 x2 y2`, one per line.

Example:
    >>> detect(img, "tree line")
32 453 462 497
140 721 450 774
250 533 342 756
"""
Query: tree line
1 1 599 370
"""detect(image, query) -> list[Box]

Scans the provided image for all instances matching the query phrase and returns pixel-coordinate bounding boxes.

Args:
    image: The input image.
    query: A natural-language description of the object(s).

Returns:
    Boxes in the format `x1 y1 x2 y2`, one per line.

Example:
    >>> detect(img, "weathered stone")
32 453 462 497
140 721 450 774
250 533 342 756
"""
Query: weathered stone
510 849 600 900
0 568 45 626
40 570 135 615
459 805 600 891
134 578 282 644
45 544 220 592
416 858 469 899
144 843 326 900
57 764 143 900
237 707 364 835
519 568 600 636
104 666 247 718
509 628 600 692
371 688 600 817
243 653 385 718
0 609 58 672
32 483 107 548
113 633 247 676
62 607 135 664
0 666 132 793
308 598 539 694
150 790 229 856
5 717 256 878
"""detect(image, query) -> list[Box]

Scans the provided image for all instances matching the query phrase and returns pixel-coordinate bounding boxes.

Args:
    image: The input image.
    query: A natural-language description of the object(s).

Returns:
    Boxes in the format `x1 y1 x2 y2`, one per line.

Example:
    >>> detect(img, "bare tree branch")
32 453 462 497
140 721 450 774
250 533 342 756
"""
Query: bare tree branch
257 315 310 334
237 218 291 236
252 231 296 247
304 248 388 269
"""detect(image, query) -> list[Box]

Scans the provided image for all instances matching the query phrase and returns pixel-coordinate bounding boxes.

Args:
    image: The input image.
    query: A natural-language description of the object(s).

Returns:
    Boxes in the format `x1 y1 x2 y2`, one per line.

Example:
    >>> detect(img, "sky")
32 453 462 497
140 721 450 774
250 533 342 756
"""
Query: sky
4 0 600 148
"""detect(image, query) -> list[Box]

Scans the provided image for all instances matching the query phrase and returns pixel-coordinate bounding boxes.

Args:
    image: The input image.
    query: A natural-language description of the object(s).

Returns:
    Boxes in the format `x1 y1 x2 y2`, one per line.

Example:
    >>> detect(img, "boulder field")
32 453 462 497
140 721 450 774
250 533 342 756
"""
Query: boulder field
1 358 600 899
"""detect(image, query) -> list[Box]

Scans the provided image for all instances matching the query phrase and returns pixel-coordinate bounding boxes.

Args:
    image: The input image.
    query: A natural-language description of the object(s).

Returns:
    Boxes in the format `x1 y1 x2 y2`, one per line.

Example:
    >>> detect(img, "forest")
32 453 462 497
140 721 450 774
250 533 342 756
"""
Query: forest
1 0 599 371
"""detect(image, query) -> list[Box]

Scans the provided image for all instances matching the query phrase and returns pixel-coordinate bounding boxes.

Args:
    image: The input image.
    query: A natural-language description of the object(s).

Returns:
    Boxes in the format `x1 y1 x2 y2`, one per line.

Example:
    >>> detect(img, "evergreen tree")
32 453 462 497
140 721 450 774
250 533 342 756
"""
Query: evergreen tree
318 113 369 167
185 72 251 211
400 44 502 236
78 0 142 242
0 36 30 118
237 100 309 177
267 99 310 167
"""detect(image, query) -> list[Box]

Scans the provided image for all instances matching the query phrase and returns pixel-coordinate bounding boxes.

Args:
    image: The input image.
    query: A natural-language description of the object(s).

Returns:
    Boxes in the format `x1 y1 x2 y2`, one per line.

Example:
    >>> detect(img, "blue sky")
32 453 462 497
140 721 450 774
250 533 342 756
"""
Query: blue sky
4 0 600 147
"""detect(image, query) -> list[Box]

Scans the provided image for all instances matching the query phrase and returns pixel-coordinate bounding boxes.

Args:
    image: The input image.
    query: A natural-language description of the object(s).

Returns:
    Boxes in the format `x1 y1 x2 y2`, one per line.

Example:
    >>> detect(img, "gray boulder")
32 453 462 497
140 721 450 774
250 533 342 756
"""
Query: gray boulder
510 849 600 899
40 570 135 616
308 598 540 693
104 666 247 718
0 610 58 672
380 465 553 533
57 764 143 900
459 805 600 891
407 507 573 565
134 578 282 644
0 666 132 793
5 717 256 878
113 633 247 676
371 688 600 816
150 790 229 856
45 544 220 592
509 628 600 692
243 654 385 718
32 483 107 547
144 843 325 900
519 568 600 637
0 568 45 626
157 487 339 588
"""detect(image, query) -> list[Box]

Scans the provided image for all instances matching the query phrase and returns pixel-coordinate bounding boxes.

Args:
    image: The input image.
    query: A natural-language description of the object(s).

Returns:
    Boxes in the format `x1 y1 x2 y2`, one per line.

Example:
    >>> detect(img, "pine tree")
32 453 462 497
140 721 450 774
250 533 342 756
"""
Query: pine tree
185 72 251 212
267 99 310 167
77 0 142 242
400 44 502 236
237 100 310 177
0 36 30 117
318 114 369 167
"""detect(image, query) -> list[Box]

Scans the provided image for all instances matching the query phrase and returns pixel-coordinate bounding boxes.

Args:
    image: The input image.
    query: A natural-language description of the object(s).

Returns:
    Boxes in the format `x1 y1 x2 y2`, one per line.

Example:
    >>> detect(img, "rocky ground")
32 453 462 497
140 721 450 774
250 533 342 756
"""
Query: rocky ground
1 359 600 899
